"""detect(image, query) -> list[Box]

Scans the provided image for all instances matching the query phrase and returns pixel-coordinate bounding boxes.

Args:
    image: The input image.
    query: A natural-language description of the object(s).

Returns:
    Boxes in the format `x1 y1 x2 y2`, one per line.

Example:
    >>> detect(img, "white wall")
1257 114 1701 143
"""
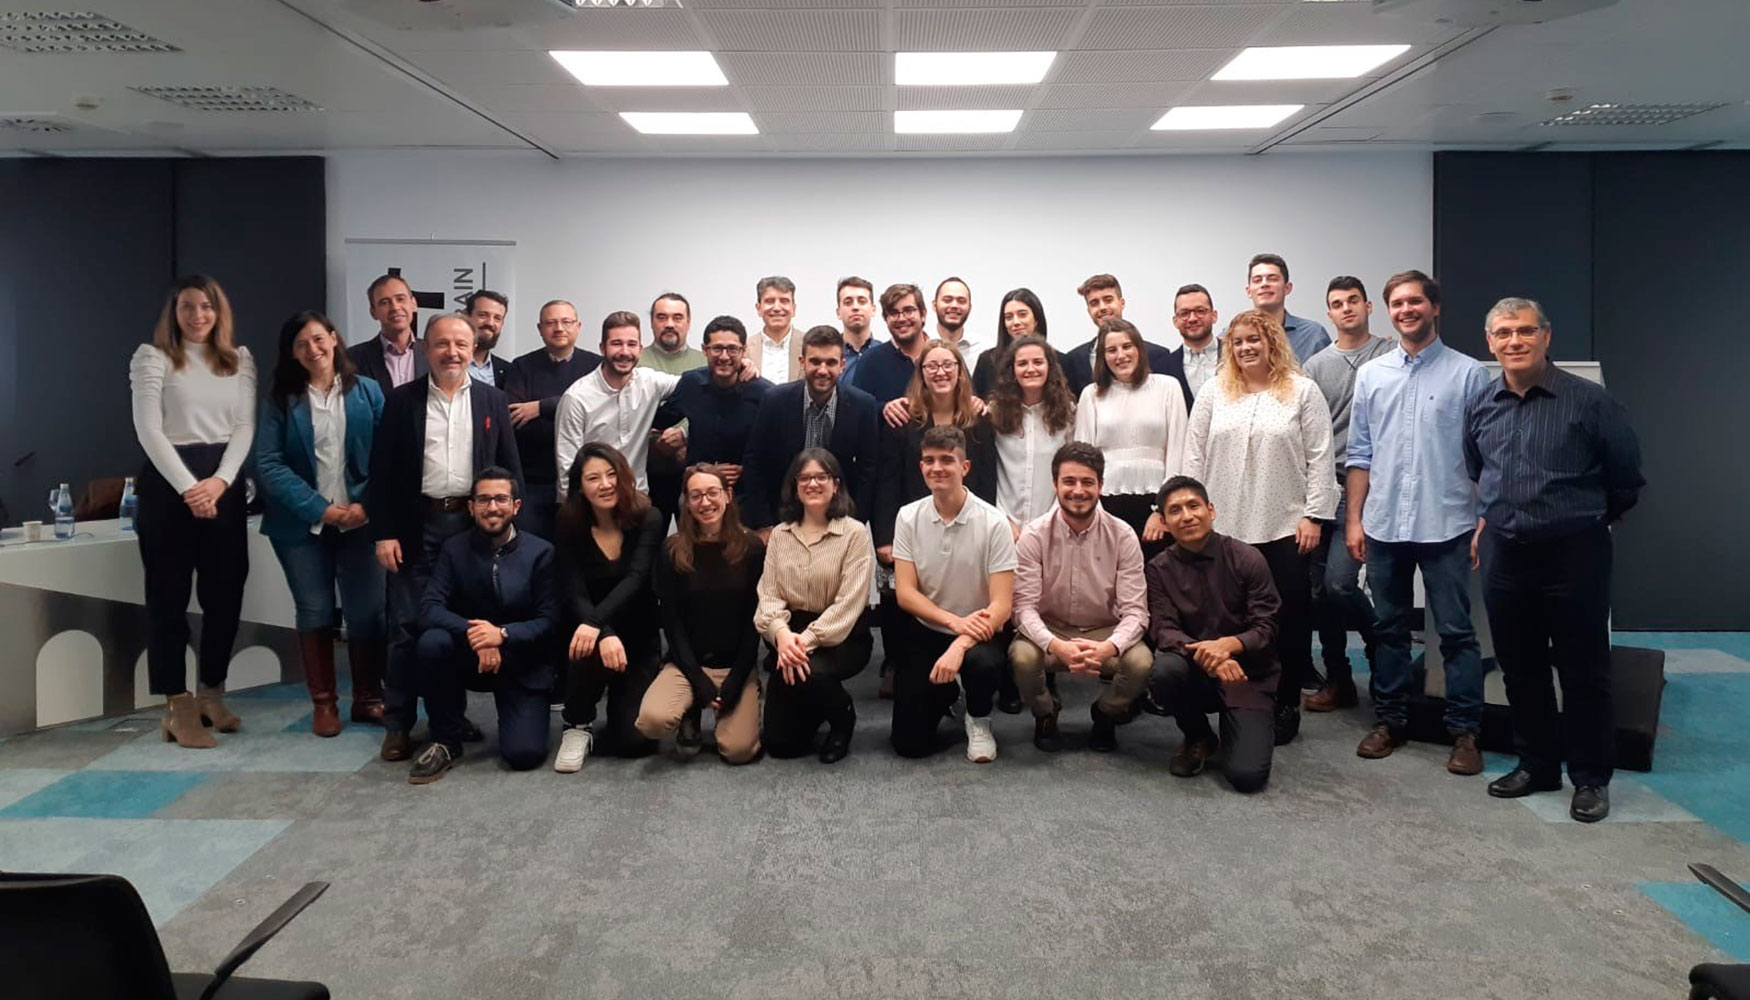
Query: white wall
326 150 1431 360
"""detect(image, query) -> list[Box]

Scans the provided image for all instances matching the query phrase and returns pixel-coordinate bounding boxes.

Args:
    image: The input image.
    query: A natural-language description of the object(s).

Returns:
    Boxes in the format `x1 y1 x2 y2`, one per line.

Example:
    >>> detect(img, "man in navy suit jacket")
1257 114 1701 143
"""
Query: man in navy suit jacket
739 326 881 531
367 314 524 761
348 273 430 390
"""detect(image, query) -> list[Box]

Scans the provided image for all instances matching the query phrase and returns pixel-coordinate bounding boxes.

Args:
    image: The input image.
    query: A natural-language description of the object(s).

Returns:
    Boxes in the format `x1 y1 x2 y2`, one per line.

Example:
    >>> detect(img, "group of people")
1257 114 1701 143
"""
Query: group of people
126 253 1643 821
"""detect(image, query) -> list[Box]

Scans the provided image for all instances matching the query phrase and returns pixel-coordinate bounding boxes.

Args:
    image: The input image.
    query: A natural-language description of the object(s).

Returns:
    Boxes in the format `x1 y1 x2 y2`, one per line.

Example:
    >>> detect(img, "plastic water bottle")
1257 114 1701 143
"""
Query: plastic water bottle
50 483 74 540
119 477 138 532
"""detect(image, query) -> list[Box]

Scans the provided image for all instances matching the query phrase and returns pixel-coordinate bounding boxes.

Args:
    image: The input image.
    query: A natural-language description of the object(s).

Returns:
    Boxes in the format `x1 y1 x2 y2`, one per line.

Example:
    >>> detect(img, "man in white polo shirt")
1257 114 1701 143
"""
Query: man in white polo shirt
890 425 1017 763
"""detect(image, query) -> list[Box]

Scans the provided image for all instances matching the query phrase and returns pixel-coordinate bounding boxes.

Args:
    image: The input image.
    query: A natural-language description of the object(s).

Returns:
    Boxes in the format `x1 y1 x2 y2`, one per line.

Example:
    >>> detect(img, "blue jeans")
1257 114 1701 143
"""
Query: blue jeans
1366 533 1482 733
270 527 386 637
1309 493 1377 677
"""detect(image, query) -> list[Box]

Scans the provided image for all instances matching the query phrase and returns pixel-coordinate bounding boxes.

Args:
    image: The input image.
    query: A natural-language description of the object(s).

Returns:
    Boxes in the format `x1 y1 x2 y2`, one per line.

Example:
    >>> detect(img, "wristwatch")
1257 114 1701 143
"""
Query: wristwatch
500 627 509 643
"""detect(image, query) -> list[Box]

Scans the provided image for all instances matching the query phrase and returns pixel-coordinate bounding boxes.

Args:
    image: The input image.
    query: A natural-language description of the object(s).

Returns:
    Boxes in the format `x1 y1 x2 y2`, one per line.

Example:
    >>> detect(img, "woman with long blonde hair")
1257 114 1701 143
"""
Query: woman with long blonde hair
1184 308 1335 745
130 274 257 748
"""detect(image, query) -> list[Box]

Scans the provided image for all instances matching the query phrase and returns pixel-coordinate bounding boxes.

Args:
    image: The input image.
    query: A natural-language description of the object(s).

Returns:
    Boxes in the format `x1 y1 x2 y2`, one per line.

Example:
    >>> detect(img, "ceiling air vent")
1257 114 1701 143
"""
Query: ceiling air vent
0 116 75 134
130 86 325 112
1541 103 1724 127
0 11 180 53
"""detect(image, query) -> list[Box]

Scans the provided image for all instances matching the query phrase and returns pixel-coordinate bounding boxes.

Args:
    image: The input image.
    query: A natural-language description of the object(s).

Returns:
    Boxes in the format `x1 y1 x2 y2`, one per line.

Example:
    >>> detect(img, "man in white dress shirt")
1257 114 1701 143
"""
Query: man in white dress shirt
1169 283 1221 399
751 275 801 383
553 311 684 502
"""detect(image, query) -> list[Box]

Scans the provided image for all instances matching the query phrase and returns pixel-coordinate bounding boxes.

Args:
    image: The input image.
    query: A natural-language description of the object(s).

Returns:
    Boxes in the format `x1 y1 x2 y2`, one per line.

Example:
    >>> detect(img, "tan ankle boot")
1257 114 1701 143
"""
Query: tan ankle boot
162 693 218 749
197 685 242 733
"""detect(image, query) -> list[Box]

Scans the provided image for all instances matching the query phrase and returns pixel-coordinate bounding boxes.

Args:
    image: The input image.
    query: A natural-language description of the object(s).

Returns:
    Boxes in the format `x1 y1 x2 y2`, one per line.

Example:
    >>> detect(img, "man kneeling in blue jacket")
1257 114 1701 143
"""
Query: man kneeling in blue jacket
409 466 559 783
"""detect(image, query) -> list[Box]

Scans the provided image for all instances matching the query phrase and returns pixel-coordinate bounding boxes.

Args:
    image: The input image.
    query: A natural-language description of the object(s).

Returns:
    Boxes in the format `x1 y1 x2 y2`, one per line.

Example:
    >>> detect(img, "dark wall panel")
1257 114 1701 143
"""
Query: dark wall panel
1591 152 1750 629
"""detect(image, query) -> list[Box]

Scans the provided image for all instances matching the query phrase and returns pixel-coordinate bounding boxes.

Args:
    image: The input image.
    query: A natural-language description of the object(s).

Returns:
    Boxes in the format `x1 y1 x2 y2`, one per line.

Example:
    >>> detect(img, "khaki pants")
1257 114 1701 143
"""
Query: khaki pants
635 664 762 764
1009 623 1153 721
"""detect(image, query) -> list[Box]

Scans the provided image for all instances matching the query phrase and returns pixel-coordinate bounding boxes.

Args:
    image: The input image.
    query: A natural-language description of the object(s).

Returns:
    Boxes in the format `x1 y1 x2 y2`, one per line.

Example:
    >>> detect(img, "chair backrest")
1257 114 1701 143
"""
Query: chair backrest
0 872 179 1000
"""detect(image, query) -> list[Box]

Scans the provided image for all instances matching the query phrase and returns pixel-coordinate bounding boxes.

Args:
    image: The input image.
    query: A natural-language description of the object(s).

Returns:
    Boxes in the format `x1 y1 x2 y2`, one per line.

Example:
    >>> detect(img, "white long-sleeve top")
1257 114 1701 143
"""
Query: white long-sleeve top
1072 373 1187 499
1184 373 1335 544
553 366 682 500
994 402 1072 527
129 343 257 492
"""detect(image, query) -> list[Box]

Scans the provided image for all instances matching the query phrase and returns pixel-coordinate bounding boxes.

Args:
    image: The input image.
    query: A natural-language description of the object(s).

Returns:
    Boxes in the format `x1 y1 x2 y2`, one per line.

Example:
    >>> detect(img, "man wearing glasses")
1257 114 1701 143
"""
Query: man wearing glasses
847 283 933 405
504 300 601 541
406 468 560 784
1168 283 1221 400
654 316 775 493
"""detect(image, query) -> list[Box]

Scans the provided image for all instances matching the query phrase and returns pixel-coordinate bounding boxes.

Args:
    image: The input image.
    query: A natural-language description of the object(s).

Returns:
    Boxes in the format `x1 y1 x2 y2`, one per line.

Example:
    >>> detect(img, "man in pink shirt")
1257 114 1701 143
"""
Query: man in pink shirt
1010 442 1153 753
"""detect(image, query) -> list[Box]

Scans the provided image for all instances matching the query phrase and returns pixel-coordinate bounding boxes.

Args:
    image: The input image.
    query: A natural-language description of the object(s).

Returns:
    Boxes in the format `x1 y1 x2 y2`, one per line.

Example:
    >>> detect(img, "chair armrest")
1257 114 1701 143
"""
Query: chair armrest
200 881 330 1000
1689 863 1750 916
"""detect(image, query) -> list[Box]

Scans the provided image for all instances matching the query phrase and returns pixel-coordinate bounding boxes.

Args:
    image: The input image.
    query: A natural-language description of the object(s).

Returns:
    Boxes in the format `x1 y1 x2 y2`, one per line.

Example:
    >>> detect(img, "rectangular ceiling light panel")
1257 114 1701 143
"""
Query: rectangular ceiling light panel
894 109 1023 133
620 111 758 134
1151 104 1303 130
130 86 323 112
0 11 179 52
550 50 728 87
895 52 1057 87
1212 44 1410 81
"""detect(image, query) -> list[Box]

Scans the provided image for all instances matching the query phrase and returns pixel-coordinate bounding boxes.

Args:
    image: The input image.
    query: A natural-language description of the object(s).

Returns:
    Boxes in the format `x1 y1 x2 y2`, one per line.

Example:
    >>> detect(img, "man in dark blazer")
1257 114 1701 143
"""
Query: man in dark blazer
1062 272 1191 407
464 289 513 388
369 313 524 762
407 465 558 784
349 273 430 390
739 325 881 532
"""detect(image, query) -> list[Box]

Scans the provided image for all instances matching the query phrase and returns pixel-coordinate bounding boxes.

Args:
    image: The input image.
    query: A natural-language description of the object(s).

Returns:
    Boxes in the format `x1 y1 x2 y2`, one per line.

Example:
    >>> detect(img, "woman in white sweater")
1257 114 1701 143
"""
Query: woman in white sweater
1184 308 1334 745
1073 318 1188 561
129 275 258 748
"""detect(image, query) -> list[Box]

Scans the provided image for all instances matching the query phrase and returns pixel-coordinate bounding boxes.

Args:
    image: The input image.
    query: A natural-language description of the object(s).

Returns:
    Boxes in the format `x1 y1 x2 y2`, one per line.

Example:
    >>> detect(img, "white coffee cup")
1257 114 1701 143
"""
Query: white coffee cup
22 520 44 542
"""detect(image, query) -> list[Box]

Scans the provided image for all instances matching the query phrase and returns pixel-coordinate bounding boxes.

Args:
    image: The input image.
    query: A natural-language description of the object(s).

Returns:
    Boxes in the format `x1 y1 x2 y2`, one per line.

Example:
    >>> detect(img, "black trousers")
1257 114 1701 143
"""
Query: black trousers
417 628 552 769
1103 492 1168 563
563 636 662 757
764 611 874 759
517 482 560 543
1253 536 1313 703
1149 651 1274 793
135 444 249 695
1480 524 1616 788
890 619 1004 758
383 507 472 734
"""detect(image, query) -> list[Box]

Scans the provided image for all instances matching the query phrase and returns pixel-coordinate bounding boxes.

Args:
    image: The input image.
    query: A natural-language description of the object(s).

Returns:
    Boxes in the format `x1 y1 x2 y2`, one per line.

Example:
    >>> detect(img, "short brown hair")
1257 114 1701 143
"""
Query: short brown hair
1382 269 1440 307
1052 442 1104 482
1076 273 1121 299
880 283 924 316
601 310 641 343
837 275 874 300
920 424 967 457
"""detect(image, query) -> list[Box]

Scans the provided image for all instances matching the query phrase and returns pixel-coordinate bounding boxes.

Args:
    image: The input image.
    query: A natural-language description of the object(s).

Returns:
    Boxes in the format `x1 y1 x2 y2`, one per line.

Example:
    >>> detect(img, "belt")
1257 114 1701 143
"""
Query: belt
423 495 470 514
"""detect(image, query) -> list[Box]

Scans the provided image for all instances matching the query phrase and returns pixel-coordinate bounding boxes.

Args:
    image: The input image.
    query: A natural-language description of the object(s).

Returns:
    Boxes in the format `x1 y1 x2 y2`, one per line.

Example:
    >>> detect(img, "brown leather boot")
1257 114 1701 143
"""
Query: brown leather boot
300 628 341 738
348 639 386 725
1304 677 1359 712
1447 732 1483 775
162 692 218 749
197 685 241 733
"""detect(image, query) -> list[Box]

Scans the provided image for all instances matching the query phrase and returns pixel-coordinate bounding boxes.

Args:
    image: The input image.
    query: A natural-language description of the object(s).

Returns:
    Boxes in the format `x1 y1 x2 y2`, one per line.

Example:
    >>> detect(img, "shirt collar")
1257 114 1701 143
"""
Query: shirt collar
1395 336 1446 366
471 525 520 555
1184 341 1218 359
926 490 974 526
1170 532 1222 563
1491 362 1563 401
381 333 412 356
1053 502 1105 537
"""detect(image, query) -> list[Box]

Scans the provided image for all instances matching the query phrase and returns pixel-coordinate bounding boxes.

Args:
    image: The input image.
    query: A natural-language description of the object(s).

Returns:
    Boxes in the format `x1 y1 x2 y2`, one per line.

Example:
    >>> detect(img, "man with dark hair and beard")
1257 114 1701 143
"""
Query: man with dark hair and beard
641 292 706 525
932 277 982 365
463 290 512 388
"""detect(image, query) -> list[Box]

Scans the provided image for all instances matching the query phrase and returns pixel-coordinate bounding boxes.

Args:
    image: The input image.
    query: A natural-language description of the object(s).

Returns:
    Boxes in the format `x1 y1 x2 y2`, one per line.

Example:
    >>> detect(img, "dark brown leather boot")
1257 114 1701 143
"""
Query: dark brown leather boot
300 628 341 738
348 638 386 725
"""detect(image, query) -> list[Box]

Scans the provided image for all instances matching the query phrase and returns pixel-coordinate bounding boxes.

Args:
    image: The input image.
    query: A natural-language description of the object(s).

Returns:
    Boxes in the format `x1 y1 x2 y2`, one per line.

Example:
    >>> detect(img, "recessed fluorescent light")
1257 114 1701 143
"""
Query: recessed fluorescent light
895 51 1057 86
619 111 757 135
1151 105 1303 130
550 50 728 87
894 109 1022 134
1211 44 1410 81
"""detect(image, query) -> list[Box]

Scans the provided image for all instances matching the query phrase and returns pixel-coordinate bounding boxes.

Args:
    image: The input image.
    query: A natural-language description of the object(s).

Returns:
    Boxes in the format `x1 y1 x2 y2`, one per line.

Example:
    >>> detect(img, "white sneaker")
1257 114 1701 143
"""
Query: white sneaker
554 726 592 773
965 715 997 764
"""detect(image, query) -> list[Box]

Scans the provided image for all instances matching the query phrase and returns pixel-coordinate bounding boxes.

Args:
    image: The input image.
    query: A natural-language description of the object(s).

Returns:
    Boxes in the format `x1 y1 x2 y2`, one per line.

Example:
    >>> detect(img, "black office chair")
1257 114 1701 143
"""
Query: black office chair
1688 863 1750 1000
0 872 330 999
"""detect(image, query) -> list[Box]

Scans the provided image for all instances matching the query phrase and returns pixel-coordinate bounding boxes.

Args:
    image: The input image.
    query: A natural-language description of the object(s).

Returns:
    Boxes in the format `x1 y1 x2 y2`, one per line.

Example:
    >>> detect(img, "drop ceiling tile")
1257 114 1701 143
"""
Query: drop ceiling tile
1080 5 1283 50
894 9 1083 50
1254 4 1460 46
1101 0 1293 5
1054 49 1230 84
468 84 601 115
408 49 577 87
494 110 638 147
639 134 773 153
577 88 749 113
767 132 894 151
694 10 881 51
512 10 705 49
755 111 886 133
1025 107 1157 131
718 51 882 85
686 0 879 7
897 0 1081 6
1180 79 1363 106
896 85 1037 111
895 133 1012 151
742 86 886 111
1013 130 1140 150
1036 82 1196 108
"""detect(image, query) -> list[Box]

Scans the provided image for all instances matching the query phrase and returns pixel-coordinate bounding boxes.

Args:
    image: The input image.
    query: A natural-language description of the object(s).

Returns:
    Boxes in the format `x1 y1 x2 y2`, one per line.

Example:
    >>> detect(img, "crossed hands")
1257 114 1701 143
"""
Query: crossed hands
1048 637 1117 677
182 477 226 519
467 619 503 674
1186 637 1247 685
775 630 812 685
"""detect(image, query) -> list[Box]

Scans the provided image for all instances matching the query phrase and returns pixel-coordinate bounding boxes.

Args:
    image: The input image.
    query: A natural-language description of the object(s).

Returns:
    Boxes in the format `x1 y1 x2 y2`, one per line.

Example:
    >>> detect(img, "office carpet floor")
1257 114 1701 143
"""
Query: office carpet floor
3 632 1749 999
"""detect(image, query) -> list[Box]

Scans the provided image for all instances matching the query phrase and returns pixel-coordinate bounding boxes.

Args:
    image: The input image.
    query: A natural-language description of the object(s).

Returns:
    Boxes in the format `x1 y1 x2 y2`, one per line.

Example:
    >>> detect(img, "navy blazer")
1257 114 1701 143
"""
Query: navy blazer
347 335 429 391
1063 337 1192 412
476 353 512 389
252 376 386 542
367 378 525 554
420 528 559 686
738 380 881 529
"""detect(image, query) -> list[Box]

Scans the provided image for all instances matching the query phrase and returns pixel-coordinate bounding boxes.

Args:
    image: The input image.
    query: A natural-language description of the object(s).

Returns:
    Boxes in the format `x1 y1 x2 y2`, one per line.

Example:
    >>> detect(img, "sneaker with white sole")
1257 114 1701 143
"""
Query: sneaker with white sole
554 726 592 773
964 714 997 764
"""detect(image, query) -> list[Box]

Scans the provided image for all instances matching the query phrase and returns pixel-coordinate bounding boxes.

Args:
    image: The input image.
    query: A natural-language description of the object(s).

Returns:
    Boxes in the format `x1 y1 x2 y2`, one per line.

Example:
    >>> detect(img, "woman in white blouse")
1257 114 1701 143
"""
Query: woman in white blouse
987 335 1076 539
1073 318 1188 560
1184 309 1335 744
129 275 258 749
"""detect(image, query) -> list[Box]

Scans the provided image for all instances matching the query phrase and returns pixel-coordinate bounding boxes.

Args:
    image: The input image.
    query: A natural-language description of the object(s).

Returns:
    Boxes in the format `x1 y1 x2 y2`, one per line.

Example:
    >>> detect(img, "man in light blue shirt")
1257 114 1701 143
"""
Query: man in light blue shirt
1344 270 1492 776
1244 252 1331 363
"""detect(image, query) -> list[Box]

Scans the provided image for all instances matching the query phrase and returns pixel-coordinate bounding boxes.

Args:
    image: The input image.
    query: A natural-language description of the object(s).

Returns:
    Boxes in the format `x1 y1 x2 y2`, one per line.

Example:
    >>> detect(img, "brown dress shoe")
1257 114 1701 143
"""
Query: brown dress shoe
380 730 412 762
1356 723 1405 759
1447 732 1483 775
162 692 218 749
1304 679 1359 713
1169 738 1218 777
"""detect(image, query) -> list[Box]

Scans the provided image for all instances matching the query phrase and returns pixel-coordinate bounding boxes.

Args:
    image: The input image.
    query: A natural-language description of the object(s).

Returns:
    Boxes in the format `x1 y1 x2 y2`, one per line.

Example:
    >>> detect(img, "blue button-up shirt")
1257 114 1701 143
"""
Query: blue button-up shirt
1347 337 1491 543
1283 312 1332 364
1464 365 1643 542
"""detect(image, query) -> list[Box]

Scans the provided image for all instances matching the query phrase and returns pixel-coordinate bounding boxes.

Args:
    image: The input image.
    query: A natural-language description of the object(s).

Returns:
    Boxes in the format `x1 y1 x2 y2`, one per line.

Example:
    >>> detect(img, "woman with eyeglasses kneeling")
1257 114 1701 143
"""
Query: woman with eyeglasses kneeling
634 464 767 763
754 449 876 764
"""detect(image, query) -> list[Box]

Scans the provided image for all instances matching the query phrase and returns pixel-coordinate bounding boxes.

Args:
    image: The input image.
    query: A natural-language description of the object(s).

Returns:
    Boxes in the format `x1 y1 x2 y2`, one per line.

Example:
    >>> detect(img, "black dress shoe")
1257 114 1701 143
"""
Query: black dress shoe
1570 785 1610 823
818 731 852 764
461 717 485 743
997 693 1024 715
1033 714 1063 753
1487 767 1563 799
1272 704 1301 746
1088 707 1117 753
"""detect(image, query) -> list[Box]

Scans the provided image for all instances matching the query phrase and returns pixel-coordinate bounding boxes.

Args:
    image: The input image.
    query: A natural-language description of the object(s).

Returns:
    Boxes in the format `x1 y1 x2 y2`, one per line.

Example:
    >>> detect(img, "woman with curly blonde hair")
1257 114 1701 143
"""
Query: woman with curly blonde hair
1184 309 1335 745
